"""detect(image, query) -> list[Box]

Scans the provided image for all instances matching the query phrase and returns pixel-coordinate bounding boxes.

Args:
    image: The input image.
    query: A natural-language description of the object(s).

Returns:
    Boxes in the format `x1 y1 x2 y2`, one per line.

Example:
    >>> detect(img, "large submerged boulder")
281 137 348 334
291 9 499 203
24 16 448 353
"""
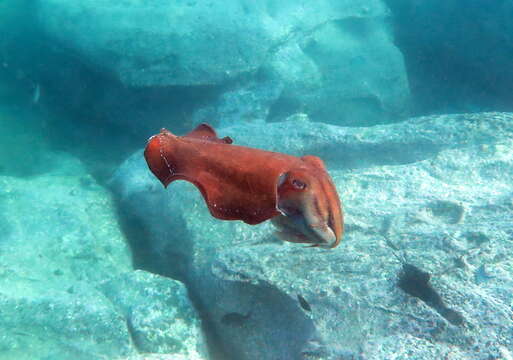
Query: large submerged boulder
0 152 206 360
99 270 207 358
35 0 409 127
111 112 513 360
36 0 278 87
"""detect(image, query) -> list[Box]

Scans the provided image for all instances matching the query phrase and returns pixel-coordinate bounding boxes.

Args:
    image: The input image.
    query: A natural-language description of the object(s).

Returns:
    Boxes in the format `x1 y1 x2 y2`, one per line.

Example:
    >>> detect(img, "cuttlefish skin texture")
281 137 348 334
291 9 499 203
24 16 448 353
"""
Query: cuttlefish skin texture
144 123 344 248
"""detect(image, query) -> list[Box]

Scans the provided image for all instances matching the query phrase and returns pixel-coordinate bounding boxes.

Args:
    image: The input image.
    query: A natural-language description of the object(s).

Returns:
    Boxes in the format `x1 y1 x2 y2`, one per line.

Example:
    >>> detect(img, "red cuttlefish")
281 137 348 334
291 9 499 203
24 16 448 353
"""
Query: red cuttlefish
144 123 344 248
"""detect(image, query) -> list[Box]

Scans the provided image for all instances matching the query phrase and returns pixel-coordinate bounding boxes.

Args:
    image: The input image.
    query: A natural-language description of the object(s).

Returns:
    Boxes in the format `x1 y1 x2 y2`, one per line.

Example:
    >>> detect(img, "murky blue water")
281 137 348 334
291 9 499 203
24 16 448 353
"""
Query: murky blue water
1 1 512 359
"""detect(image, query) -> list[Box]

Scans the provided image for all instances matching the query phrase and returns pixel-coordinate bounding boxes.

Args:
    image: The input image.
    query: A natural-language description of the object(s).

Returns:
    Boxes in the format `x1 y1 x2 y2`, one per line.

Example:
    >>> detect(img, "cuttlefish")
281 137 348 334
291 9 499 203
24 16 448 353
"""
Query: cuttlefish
144 123 344 248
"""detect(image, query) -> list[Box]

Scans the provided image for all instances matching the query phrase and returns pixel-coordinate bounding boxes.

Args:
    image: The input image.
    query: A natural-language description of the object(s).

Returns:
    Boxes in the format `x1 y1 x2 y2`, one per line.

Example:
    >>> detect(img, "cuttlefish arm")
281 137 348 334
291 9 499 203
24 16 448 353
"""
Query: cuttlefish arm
144 123 344 248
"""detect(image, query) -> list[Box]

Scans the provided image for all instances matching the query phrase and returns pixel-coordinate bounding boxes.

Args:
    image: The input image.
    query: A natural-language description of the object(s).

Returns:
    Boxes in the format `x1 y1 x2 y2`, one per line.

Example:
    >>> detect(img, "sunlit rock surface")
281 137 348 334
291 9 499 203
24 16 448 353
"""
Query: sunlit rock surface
35 0 409 127
0 153 206 360
99 270 207 358
112 112 513 360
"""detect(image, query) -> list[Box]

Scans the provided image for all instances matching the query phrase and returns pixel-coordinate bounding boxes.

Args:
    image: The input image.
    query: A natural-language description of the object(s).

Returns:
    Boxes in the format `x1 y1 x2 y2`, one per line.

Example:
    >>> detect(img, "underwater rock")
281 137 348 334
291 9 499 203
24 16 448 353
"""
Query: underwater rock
111 112 513 360
0 285 133 360
192 80 284 128
36 0 272 87
0 153 133 359
35 0 409 127
0 153 206 359
265 17 410 126
98 270 207 358
0 152 131 285
116 355 198 360
193 8 410 128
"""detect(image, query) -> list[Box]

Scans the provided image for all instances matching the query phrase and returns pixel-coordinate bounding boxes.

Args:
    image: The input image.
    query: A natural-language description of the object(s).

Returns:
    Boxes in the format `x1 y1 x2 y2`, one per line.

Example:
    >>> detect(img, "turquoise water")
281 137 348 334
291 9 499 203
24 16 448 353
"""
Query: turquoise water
0 1 512 359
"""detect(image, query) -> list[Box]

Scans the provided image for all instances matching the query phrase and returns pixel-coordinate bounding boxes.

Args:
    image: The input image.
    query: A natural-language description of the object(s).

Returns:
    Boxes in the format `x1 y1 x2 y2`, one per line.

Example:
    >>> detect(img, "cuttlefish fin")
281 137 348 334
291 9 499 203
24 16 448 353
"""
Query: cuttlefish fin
185 123 233 144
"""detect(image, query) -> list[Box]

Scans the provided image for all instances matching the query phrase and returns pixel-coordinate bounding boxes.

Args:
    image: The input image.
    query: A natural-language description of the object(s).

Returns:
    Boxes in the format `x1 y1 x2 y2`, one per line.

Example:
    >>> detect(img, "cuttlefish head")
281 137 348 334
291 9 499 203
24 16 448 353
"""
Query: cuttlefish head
272 156 344 249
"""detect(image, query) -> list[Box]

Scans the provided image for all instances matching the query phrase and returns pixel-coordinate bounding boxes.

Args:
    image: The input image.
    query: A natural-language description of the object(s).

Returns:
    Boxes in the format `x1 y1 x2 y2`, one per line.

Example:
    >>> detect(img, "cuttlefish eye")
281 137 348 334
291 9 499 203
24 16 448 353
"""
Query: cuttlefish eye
292 179 307 190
